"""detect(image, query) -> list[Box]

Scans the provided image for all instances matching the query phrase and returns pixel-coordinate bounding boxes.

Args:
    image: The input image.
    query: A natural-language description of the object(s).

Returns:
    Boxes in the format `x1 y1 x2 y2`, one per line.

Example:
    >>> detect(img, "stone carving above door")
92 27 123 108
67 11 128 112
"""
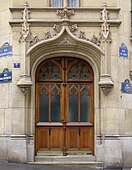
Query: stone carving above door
29 24 101 47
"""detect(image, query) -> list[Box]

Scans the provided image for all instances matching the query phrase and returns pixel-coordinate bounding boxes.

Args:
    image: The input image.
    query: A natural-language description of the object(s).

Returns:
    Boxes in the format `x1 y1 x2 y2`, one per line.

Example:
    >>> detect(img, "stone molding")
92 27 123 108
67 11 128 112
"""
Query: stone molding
9 4 121 27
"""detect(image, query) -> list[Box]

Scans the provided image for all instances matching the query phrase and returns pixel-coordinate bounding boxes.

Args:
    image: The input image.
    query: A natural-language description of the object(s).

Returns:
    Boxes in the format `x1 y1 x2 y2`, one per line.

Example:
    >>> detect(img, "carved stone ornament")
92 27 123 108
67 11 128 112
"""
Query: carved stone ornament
69 24 78 33
30 35 40 46
79 31 87 40
53 24 62 35
44 32 52 40
57 7 75 19
29 25 101 47
99 3 112 43
91 35 101 46
130 69 132 80
17 74 33 95
19 2 32 42
98 74 114 95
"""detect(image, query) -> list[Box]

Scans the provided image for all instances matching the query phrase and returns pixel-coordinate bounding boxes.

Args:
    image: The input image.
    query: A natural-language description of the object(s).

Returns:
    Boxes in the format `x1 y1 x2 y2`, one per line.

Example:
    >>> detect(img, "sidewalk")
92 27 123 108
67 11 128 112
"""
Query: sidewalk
0 160 124 170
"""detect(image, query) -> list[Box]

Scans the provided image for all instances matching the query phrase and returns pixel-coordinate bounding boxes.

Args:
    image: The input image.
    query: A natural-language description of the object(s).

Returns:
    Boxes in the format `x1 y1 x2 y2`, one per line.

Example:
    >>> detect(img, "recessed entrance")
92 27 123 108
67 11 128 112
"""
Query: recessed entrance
35 57 94 156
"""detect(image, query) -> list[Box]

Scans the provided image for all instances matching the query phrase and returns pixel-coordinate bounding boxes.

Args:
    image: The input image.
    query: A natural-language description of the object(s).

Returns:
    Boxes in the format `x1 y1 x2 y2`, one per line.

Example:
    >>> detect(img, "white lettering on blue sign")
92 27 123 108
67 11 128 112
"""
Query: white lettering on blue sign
119 43 128 58
121 79 132 94
0 42 12 57
0 68 12 83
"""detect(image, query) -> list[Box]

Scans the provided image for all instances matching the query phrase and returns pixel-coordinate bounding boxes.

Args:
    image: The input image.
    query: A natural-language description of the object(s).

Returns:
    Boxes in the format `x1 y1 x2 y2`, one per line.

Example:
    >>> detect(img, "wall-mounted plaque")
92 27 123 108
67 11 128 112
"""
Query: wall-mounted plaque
0 68 12 83
119 43 128 58
0 42 12 57
14 63 20 68
121 79 132 94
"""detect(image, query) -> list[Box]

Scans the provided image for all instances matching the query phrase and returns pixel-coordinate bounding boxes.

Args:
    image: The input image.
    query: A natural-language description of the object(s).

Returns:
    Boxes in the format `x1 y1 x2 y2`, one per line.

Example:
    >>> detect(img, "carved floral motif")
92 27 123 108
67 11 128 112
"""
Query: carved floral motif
57 7 74 19
45 32 52 39
69 24 78 33
79 31 87 40
91 35 101 46
53 24 62 34
29 25 101 47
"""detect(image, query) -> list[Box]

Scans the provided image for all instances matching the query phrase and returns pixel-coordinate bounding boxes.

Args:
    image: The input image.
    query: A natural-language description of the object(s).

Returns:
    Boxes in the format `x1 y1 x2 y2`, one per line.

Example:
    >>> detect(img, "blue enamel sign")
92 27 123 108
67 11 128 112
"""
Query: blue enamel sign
14 63 20 68
0 42 12 57
0 68 12 83
121 79 132 94
119 43 128 58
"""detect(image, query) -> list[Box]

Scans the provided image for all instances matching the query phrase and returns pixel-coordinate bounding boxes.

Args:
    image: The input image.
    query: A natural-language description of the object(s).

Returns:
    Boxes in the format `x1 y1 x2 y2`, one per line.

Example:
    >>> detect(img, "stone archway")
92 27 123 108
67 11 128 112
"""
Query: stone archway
25 25 104 158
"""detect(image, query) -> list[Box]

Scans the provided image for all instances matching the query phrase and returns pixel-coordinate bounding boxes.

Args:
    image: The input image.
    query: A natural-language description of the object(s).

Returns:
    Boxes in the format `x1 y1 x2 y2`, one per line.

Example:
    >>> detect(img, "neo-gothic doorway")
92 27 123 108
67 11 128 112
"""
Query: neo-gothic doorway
35 57 94 156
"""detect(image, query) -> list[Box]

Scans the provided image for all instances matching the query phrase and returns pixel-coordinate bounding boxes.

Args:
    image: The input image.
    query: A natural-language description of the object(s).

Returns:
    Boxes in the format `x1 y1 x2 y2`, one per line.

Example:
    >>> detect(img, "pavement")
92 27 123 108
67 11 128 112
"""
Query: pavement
0 160 124 170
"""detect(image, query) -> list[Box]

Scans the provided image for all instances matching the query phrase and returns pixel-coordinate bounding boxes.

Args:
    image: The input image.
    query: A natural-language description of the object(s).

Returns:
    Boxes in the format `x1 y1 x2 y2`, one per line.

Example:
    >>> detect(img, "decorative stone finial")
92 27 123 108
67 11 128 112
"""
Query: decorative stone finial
99 3 112 43
19 2 31 42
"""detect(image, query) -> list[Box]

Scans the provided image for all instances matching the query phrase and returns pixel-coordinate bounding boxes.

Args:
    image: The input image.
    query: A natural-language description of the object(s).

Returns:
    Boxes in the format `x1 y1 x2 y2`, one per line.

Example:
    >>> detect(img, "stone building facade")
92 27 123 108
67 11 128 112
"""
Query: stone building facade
0 0 132 168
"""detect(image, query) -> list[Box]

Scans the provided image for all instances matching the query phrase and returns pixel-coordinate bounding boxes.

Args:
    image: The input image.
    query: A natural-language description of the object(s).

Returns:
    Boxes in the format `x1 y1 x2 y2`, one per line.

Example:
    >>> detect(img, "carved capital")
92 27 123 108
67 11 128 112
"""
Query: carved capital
98 74 114 95
57 7 74 19
19 87 31 95
17 74 33 95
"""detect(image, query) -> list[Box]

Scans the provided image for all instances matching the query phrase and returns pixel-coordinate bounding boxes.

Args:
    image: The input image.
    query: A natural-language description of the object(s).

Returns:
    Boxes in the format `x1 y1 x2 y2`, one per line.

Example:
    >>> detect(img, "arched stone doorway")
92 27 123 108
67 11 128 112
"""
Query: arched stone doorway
35 57 94 156
25 26 104 159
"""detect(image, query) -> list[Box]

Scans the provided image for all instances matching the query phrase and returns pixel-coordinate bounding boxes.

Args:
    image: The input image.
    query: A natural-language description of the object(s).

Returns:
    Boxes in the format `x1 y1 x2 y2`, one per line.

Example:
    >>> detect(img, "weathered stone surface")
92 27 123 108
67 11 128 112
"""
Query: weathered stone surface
0 0 131 167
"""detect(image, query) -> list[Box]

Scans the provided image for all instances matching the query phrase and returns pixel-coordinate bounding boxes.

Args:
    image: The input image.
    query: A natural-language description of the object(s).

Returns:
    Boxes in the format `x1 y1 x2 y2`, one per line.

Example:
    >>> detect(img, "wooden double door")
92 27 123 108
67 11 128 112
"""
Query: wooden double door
36 57 94 155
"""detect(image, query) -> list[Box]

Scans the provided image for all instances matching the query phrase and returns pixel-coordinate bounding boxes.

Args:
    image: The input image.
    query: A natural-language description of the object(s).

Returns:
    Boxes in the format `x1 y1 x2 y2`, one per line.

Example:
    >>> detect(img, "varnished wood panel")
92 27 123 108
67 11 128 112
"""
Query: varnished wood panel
35 57 94 155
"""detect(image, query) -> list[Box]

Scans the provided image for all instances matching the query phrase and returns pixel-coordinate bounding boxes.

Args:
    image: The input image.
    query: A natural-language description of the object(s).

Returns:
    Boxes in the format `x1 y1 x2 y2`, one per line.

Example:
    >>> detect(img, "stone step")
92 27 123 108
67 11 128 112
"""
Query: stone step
37 150 92 156
34 155 104 168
